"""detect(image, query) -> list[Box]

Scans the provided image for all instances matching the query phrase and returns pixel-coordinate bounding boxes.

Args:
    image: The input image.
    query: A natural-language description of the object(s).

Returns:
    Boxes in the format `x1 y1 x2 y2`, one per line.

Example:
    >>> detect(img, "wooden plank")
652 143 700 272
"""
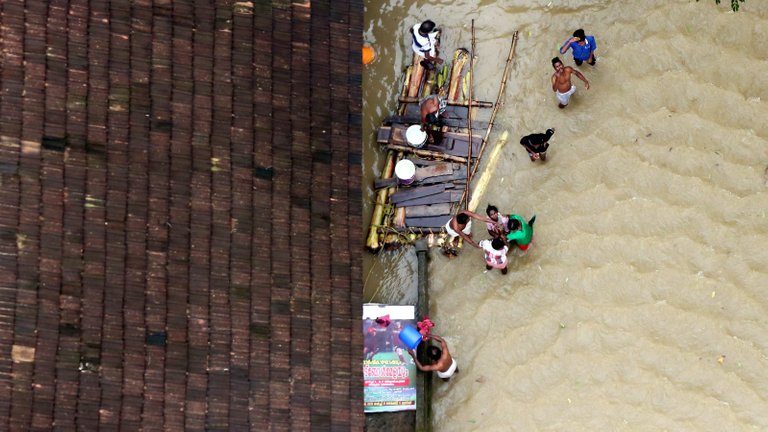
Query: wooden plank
389 123 481 158
389 184 445 205
388 124 408 146
452 167 468 179
406 55 426 97
403 103 470 119
398 97 493 107
383 115 488 130
385 145 468 164
408 158 449 167
395 191 452 207
417 167 467 186
405 215 450 229
376 126 391 144
414 162 452 181
395 190 462 207
373 177 397 190
423 131 482 158
404 203 451 218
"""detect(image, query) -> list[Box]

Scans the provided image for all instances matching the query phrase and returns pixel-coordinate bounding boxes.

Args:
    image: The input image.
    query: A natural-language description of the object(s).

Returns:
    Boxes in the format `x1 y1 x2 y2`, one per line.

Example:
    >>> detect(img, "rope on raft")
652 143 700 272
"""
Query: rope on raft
374 225 447 247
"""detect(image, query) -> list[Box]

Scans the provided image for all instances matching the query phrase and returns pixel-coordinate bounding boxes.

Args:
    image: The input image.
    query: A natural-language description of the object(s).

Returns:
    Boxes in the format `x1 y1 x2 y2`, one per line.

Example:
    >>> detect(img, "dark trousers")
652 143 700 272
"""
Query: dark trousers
574 58 596 66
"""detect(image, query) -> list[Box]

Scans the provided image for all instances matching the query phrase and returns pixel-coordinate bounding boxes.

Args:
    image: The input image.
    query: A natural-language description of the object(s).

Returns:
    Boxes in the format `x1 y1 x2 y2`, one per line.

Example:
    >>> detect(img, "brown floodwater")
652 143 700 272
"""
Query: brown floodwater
363 0 768 429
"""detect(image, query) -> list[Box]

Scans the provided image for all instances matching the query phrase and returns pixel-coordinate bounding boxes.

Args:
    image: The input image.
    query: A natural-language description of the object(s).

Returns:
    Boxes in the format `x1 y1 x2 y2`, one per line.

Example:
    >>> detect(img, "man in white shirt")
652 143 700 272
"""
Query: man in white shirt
410 20 443 67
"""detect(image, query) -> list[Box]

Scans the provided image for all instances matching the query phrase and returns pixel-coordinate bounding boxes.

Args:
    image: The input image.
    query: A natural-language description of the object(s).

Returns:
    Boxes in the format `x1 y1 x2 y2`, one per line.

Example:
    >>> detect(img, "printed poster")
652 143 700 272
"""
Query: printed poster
362 304 418 413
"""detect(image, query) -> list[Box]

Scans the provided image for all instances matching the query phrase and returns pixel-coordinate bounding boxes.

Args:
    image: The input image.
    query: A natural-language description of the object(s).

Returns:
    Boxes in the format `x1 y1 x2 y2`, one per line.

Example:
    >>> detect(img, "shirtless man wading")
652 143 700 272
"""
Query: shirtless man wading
551 56 590 109
407 335 458 381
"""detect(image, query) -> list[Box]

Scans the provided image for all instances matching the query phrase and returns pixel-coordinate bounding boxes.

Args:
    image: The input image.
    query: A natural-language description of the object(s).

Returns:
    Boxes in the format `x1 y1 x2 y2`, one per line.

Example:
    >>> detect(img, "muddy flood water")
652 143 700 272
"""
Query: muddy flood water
363 0 768 429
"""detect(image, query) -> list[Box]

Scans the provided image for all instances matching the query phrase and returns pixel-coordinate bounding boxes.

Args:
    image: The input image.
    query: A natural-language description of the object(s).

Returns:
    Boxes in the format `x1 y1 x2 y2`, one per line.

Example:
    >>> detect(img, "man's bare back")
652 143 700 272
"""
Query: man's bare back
429 336 453 373
420 95 439 125
407 334 458 380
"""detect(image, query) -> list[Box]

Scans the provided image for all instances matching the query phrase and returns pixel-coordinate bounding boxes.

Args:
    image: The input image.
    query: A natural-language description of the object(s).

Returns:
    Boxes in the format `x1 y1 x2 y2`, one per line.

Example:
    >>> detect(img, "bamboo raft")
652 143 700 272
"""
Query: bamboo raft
366 30 519 252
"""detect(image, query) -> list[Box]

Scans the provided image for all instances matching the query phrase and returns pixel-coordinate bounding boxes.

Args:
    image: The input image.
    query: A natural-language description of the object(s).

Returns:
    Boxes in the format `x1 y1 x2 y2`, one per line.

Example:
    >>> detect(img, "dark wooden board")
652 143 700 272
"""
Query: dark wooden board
404 203 451 217
405 215 450 229
414 163 453 181
389 183 445 204
376 126 391 144
403 102 469 119
408 158 451 167
423 131 482 157
384 115 488 130
387 124 481 158
387 124 409 146
417 168 467 186
395 190 462 207
373 177 398 190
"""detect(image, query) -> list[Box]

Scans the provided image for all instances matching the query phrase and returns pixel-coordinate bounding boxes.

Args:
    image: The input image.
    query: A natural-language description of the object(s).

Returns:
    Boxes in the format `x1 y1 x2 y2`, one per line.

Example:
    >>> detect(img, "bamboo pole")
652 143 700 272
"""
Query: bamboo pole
465 20 476 210
408 55 426 99
471 31 518 181
399 66 414 116
366 150 397 250
394 206 406 228
468 131 509 212
385 144 468 164
459 31 519 210
397 97 493 108
379 226 442 234
447 49 469 101
400 64 415 116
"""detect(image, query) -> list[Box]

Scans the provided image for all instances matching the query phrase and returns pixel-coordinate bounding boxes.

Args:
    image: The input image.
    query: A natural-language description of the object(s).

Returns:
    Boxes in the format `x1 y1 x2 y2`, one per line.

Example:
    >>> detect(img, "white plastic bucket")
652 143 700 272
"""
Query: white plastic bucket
395 159 416 185
405 125 427 148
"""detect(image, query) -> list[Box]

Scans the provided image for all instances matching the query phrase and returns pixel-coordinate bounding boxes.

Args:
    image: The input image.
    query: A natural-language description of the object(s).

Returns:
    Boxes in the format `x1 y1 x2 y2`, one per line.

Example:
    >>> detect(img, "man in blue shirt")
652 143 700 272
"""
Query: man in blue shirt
560 29 596 66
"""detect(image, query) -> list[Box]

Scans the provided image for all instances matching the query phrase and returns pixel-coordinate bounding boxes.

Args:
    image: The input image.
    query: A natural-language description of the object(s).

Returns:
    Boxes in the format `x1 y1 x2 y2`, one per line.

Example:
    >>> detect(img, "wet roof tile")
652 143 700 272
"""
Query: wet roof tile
0 1 363 429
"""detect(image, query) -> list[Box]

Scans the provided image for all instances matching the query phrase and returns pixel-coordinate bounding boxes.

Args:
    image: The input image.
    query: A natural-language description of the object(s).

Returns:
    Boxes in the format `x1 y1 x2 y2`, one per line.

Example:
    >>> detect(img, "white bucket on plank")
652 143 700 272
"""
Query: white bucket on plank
405 125 427 148
395 159 416 185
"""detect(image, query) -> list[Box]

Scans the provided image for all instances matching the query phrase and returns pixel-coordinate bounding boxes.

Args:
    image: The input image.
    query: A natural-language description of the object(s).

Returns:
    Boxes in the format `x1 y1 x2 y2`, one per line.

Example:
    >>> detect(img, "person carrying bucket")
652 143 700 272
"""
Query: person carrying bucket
407 334 458 381
506 214 536 252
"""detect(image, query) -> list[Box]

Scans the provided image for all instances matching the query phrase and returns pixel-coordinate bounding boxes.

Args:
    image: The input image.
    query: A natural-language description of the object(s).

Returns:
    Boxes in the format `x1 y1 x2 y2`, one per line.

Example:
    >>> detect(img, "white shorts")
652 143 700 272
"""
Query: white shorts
445 220 472 239
437 358 458 379
556 85 576 105
412 46 436 58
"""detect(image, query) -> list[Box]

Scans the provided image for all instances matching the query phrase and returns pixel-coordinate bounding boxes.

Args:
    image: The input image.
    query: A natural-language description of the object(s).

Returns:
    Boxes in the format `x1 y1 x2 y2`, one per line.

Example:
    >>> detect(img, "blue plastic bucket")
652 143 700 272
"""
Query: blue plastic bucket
399 325 422 350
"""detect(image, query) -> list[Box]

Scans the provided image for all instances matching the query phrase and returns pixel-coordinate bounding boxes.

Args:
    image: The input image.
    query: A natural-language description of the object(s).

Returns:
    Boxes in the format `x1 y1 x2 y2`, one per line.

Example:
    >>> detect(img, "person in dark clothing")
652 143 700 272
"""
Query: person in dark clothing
520 128 555 162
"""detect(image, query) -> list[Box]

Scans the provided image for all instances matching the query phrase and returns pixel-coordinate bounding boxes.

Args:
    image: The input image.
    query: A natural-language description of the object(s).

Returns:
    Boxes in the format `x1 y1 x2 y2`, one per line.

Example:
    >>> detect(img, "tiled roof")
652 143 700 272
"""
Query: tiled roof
0 1 363 430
